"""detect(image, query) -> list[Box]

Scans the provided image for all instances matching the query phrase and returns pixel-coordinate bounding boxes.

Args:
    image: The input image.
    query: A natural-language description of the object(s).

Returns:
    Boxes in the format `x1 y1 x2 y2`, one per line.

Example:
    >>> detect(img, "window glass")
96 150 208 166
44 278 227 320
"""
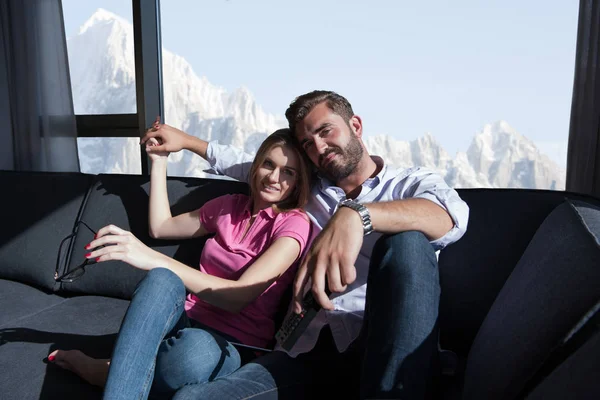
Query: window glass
160 1 576 189
65 1 577 188
77 138 141 175
63 1 139 174
62 1 136 115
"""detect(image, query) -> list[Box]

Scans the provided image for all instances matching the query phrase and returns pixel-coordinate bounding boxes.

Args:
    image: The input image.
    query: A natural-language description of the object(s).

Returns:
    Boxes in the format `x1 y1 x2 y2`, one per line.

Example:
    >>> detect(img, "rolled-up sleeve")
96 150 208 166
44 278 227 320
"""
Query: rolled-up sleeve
205 141 254 183
393 167 469 250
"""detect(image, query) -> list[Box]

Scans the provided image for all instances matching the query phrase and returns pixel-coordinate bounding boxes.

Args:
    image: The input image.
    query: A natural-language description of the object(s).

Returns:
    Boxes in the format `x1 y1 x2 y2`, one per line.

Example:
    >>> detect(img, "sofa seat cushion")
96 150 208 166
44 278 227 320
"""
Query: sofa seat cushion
0 295 129 400
0 280 64 328
462 200 600 399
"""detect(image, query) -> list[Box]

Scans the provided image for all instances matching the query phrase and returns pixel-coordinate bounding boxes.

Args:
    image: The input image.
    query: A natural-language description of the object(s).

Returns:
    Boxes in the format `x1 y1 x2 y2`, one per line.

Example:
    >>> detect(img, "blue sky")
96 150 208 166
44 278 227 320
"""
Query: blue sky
62 0 578 167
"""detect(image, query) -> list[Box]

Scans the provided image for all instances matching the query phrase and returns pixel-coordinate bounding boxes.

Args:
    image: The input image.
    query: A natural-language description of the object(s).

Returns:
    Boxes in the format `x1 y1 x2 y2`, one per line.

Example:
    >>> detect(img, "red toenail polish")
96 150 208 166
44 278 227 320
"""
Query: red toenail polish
48 355 55 362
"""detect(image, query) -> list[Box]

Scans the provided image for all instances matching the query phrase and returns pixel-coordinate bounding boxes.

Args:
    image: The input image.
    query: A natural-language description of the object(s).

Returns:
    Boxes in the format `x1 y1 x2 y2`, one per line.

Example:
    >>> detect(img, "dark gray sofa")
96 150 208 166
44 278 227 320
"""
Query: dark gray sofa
0 170 599 399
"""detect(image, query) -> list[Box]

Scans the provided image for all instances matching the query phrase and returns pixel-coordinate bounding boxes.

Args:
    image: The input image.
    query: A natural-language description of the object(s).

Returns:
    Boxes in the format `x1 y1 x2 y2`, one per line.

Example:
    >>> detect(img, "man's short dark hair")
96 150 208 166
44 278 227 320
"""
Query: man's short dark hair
285 90 355 133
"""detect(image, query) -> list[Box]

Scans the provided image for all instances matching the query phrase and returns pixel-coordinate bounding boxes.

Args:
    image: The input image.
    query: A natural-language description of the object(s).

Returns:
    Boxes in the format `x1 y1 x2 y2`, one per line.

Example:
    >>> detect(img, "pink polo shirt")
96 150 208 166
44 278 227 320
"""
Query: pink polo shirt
184 193 311 349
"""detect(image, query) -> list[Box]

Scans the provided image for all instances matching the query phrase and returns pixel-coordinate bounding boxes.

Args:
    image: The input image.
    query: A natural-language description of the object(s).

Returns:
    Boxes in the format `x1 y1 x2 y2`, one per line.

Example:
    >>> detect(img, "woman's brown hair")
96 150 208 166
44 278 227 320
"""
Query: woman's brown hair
248 128 311 213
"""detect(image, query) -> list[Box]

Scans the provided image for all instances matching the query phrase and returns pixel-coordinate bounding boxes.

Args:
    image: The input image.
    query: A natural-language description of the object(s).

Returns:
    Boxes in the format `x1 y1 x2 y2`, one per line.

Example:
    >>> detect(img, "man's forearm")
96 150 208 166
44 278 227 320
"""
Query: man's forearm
365 198 454 240
183 134 209 160
202 141 254 182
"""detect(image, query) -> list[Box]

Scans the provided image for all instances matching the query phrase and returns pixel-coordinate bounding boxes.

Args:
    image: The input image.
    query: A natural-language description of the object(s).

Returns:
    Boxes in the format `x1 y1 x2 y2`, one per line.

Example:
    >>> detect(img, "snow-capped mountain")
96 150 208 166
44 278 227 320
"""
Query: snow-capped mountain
466 121 564 189
69 9 136 115
70 9 565 190
363 122 565 189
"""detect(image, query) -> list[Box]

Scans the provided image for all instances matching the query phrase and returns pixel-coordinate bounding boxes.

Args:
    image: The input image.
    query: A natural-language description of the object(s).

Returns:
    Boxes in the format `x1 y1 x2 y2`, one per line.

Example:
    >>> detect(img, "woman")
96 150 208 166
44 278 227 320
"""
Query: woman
48 128 312 399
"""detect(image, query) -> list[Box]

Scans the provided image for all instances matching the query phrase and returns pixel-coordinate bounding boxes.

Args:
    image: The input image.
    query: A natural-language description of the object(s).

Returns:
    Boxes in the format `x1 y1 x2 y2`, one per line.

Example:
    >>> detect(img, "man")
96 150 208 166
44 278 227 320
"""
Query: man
141 90 469 399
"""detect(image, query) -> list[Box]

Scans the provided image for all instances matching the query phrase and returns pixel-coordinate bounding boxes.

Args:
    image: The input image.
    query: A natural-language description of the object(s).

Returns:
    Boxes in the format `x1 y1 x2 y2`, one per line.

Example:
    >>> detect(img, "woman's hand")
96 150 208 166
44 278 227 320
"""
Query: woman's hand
84 225 163 271
144 117 170 162
145 137 169 163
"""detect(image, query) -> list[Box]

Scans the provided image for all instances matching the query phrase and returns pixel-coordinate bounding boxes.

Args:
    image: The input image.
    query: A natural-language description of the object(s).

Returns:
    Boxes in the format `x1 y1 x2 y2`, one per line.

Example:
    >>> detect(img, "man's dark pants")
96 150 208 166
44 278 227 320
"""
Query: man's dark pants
173 231 441 400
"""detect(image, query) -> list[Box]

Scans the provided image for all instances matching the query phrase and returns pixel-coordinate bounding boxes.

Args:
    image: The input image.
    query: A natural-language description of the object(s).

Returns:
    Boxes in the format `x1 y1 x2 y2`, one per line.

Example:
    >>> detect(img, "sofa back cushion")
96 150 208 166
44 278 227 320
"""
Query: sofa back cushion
57 174 248 300
461 200 600 399
438 189 600 357
0 171 93 291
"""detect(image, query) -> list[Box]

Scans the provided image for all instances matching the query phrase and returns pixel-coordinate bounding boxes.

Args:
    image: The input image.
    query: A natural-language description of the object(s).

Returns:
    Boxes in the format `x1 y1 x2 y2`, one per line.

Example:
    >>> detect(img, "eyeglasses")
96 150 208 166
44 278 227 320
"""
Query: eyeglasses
54 220 104 283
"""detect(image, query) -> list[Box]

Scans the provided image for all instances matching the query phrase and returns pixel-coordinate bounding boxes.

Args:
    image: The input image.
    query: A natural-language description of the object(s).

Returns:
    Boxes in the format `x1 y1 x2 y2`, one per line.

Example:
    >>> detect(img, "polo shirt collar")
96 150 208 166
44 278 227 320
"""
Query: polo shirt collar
243 196 277 219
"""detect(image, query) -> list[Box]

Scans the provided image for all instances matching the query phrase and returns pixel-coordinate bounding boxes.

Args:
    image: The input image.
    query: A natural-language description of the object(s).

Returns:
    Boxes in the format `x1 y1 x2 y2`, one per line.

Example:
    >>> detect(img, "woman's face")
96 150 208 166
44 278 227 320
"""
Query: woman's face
253 145 300 209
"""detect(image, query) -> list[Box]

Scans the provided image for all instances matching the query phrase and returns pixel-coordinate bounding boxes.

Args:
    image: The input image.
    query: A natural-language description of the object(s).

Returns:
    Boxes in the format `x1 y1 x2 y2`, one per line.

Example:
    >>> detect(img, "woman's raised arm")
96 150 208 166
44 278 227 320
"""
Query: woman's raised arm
146 137 207 240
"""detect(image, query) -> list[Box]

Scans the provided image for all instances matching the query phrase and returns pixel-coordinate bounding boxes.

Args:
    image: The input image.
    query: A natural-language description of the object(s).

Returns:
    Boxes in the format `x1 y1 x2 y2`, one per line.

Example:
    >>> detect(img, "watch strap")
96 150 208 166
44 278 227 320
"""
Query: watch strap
339 199 374 236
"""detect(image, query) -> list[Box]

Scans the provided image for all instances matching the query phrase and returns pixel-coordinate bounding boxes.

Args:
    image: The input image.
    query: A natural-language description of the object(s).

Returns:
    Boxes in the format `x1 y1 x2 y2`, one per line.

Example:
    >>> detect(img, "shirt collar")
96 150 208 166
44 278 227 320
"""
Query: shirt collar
243 196 277 219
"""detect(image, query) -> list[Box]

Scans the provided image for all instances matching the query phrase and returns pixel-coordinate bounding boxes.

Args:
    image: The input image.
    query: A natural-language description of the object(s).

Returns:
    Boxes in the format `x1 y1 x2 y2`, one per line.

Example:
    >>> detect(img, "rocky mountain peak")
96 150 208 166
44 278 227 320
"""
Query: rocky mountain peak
78 8 130 36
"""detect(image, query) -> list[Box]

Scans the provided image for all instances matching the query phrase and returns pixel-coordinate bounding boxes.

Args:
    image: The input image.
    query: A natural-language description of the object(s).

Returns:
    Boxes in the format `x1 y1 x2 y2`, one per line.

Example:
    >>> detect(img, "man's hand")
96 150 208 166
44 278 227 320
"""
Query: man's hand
292 207 364 312
140 120 192 154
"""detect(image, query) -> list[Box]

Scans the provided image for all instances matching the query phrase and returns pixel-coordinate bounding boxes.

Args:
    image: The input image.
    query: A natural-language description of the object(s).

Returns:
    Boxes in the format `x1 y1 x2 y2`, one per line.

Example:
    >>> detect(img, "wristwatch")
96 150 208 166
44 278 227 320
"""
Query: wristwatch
339 199 374 236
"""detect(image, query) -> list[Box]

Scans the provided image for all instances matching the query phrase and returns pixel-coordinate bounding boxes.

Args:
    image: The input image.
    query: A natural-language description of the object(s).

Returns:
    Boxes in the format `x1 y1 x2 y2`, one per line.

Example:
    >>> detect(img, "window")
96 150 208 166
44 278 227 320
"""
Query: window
77 137 141 174
157 1 576 189
64 2 577 188
62 1 139 175
62 3 136 115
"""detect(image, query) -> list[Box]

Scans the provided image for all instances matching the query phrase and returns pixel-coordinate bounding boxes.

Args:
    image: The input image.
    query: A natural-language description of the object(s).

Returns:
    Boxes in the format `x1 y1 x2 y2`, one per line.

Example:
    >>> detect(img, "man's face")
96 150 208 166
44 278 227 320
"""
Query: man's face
295 102 363 182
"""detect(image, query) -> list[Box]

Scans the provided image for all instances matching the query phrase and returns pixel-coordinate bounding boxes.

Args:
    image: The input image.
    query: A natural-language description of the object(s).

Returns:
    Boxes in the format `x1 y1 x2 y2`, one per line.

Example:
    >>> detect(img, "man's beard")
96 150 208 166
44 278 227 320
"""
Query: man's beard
318 134 364 182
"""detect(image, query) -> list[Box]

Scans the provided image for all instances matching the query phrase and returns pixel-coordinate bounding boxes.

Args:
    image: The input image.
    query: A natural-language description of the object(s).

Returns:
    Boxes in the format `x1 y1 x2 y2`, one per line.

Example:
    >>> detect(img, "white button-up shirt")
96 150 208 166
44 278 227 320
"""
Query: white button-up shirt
206 141 470 357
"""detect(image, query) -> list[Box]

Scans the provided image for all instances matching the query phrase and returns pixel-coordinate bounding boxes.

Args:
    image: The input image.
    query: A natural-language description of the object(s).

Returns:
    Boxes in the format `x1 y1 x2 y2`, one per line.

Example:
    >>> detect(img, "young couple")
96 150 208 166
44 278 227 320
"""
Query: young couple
51 90 469 399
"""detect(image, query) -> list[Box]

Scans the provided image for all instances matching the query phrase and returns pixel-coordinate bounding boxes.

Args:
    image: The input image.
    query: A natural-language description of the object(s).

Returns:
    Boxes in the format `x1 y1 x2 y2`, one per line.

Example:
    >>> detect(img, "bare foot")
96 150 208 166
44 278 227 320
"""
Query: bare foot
48 349 110 388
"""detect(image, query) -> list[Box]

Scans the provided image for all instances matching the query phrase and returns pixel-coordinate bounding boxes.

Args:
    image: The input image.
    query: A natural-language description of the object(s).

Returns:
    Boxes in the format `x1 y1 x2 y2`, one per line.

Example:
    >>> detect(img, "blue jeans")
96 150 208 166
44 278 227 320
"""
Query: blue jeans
173 231 441 400
103 268 246 400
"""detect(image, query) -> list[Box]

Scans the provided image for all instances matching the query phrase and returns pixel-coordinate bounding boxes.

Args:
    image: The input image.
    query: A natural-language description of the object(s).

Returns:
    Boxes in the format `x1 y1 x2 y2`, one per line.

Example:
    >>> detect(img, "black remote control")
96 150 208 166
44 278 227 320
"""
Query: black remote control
275 289 328 351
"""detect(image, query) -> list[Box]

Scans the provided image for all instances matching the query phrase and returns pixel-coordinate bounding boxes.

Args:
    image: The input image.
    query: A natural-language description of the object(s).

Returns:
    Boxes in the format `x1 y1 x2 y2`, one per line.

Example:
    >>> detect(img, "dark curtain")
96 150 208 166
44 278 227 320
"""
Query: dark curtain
0 0 79 172
566 0 600 197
